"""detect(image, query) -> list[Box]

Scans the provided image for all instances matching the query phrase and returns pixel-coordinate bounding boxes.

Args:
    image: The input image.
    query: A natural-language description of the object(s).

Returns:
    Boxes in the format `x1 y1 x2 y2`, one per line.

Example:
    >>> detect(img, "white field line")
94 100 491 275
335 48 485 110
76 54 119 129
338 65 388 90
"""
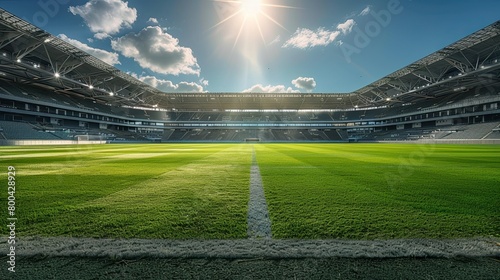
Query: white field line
247 150 272 239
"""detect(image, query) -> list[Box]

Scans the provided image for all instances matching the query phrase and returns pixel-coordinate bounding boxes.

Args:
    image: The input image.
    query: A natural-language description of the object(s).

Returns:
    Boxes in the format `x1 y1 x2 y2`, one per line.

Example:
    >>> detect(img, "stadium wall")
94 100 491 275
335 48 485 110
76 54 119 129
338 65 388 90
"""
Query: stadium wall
0 140 107 146
373 139 500 144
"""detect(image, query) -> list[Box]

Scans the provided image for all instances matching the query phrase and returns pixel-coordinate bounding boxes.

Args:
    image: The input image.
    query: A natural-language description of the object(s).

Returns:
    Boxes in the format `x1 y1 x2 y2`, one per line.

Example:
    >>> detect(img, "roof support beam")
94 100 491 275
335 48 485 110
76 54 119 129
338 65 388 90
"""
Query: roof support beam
387 83 408 93
481 44 499 65
445 58 468 73
59 62 84 76
13 41 42 59
0 33 22 49
127 88 146 100
436 65 452 81
459 50 476 70
355 93 373 106
411 73 433 83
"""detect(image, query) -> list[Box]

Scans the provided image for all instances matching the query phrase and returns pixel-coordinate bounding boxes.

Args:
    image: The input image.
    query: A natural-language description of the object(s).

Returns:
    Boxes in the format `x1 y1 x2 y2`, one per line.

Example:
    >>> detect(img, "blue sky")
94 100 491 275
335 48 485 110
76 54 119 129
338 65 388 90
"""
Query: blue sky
1 0 499 93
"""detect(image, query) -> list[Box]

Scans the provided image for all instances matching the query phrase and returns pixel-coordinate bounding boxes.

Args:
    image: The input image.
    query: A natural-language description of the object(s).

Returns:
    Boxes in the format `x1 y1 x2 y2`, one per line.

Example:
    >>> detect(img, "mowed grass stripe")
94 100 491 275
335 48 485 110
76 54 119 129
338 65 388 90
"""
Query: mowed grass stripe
1 143 498 240
74 144 251 239
267 144 499 214
256 144 500 239
4 144 221 213
1 144 252 239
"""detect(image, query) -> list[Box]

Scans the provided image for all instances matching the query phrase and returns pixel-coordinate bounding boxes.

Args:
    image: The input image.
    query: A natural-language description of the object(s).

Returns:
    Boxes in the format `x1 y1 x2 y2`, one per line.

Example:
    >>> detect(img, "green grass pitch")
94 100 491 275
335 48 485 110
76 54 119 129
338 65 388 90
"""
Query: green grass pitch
0 143 498 240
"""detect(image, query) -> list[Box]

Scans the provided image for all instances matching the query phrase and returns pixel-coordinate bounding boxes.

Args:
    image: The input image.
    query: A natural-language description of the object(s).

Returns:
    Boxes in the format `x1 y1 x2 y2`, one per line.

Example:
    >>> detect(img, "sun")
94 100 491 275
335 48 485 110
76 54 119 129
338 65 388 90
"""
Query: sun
212 0 294 48
241 0 262 16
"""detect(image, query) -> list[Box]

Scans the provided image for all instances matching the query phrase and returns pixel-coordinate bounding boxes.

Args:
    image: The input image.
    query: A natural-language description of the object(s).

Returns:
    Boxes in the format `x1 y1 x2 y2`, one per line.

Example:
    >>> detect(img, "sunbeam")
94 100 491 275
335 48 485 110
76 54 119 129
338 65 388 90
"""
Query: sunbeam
212 0 296 47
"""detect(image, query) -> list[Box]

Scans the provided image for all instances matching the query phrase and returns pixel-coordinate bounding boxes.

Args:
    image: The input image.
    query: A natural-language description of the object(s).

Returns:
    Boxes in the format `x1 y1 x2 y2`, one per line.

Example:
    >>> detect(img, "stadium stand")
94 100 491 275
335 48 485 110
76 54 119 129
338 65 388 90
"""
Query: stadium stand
484 124 500 139
0 121 60 140
439 122 500 140
0 8 499 144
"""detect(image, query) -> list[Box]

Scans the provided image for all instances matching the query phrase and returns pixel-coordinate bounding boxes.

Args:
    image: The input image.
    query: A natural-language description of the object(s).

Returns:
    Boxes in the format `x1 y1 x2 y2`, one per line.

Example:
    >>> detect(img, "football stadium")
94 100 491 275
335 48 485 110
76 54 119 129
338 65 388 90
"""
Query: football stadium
0 3 499 279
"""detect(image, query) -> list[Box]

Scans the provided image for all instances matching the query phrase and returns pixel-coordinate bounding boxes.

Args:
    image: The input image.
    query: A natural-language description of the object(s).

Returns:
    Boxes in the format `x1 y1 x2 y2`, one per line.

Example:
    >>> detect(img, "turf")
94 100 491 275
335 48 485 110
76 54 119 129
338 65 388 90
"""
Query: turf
255 143 500 239
0 144 252 239
0 143 498 239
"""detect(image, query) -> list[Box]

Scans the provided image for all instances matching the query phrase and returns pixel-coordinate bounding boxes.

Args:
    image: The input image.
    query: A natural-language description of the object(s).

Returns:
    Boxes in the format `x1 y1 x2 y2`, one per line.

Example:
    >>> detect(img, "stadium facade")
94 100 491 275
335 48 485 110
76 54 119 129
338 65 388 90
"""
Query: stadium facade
0 8 499 143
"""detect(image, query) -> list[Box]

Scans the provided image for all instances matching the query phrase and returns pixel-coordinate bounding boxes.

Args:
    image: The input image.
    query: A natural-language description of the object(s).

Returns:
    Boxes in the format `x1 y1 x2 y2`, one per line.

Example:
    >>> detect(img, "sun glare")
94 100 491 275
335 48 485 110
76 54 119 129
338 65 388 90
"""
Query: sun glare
212 0 295 48
241 0 262 16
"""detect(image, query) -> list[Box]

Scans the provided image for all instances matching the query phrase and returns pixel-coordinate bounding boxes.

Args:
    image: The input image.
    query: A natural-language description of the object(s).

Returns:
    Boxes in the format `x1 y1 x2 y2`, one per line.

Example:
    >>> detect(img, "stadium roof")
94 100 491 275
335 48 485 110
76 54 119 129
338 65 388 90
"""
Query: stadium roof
0 8 499 111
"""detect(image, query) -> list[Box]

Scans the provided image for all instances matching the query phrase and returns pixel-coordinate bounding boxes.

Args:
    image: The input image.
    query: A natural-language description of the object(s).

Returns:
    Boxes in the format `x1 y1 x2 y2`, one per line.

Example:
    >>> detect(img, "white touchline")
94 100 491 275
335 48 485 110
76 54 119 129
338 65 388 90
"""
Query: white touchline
247 149 272 239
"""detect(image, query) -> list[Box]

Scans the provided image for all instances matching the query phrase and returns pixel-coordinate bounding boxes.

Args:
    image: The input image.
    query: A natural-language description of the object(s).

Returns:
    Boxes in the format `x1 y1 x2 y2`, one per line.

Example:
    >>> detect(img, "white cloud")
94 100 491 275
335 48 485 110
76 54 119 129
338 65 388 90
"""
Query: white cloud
283 27 340 49
176 82 204 93
148 17 159 24
243 84 300 93
269 35 281 45
292 77 316 91
111 26 200 76
58 34 120 66
94 33 111 40
337 19 355 35
69 0 137 39
360 6 371 16
131 74 205 93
